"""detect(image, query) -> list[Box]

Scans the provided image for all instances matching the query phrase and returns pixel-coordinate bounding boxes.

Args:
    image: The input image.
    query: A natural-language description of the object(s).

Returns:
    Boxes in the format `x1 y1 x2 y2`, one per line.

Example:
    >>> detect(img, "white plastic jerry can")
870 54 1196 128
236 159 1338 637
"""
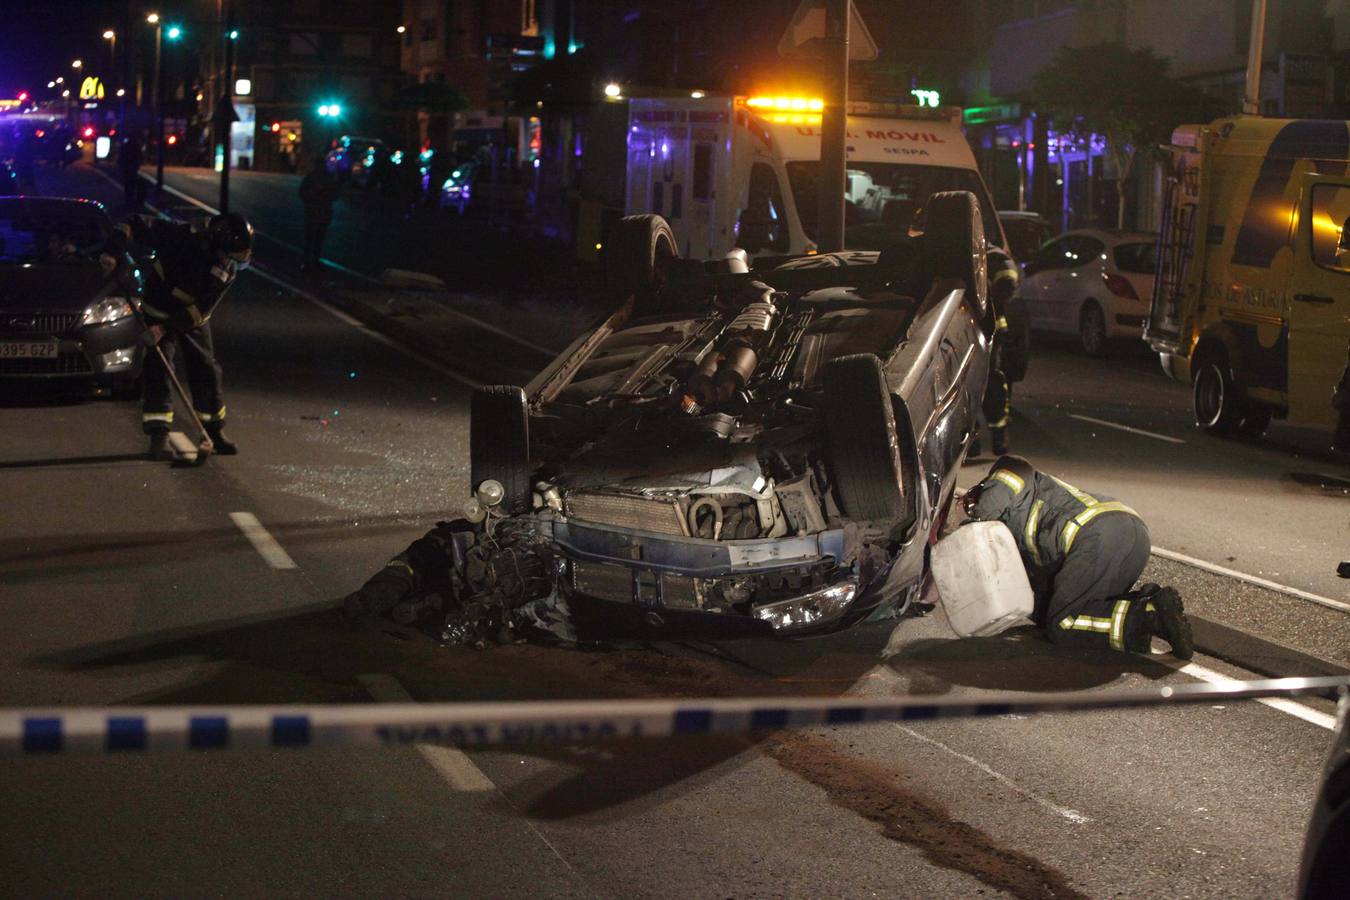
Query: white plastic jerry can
931 521 1035 638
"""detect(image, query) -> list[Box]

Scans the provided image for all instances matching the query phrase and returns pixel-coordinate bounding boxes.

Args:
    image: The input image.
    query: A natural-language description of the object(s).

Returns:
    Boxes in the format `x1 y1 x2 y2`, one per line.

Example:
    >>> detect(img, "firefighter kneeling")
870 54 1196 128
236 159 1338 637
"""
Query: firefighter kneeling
962 456 1194 658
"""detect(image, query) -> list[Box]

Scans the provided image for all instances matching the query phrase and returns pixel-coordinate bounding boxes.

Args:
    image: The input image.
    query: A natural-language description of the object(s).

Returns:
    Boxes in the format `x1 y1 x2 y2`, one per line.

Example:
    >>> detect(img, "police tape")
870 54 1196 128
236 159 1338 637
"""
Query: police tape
2 676 1345 755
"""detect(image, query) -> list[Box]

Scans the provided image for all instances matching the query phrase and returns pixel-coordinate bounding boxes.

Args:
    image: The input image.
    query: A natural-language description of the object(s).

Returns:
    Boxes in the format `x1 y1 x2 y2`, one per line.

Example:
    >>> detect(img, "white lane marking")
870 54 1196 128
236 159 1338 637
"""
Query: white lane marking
228 511 298 570
358 674 495 792
892 724 1091 825
1177 662 1338 731
148 175 556 357
245 263 482 389
358 674 585 887
1151 546 1350 614
1067 413 1186 444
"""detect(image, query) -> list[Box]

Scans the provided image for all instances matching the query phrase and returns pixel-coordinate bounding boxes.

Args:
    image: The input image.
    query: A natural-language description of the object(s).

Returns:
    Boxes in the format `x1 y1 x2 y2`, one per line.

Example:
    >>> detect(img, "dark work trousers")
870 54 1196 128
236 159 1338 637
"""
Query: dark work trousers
303 214 331 272
1040 513 1152 651
141 323 226 434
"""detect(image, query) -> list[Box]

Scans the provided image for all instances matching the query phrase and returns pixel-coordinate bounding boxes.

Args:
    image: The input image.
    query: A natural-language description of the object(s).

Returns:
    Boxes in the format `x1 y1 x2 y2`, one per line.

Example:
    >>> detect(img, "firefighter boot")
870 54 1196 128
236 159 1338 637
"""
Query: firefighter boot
1123 587 1194 659
991 427 1009 456
147 432 172 461
205 423 238 455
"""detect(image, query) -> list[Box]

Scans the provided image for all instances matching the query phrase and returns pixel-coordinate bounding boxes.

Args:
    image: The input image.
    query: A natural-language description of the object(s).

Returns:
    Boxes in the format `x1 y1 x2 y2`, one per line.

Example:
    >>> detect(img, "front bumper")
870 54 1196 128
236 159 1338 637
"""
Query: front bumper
525 514 866 637
0 315 144 380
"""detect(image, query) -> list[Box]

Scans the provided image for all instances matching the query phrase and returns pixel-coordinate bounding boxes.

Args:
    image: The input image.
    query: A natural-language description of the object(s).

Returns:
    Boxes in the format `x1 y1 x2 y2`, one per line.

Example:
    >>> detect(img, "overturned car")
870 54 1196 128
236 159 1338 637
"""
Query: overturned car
348 192 995 642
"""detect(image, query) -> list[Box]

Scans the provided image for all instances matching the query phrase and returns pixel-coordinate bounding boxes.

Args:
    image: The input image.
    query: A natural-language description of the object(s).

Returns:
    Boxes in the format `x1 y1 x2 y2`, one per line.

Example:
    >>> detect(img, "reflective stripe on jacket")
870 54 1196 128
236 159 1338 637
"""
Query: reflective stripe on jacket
968 455 1139 575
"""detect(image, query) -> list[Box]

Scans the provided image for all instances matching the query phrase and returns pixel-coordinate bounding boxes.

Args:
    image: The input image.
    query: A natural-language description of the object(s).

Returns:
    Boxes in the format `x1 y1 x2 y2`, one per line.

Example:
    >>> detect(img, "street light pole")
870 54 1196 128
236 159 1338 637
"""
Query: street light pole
817 0 850 253
150 16 165 194
1242 0 1268 116
220 2 237 213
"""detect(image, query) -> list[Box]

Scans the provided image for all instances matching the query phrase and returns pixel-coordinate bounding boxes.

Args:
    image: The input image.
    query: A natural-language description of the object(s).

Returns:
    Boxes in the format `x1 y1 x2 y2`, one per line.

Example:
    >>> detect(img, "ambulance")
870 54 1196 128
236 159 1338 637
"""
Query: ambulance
1147 116 1350 438
624 96 1007 260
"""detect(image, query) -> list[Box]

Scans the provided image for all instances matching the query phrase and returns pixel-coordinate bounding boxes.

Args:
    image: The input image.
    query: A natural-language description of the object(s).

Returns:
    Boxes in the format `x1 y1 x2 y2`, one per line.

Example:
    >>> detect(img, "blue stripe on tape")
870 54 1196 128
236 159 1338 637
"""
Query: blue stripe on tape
673 709 712 734
106 717 146 751
976 704 1015 717
23 717 62 753
189 716 229 749
901 706 938 721
826 707 865 724
750 708 788 730
271 715 310 747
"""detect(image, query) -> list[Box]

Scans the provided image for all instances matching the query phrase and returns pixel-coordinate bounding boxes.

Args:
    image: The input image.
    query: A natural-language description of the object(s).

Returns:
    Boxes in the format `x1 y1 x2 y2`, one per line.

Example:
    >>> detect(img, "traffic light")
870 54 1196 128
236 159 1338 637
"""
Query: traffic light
317 102 342 118
166 25 182 40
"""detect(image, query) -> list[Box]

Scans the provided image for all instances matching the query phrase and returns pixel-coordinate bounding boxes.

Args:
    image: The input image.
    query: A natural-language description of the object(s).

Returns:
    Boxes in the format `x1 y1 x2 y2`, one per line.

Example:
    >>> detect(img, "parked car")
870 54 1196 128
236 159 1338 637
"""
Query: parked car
997 210 1056 262
438 158 479 215
1017 228 1157 355
0 197 144 395
446 194 992 641
325 135 385 186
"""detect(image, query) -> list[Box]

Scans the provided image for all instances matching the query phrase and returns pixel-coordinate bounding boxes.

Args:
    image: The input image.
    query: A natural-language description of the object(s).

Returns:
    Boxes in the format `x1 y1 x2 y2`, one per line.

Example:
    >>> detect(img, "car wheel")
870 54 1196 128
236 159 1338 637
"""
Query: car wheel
109 373 142 402
1193 351 1246 436
922 191 987 311
1079 301 1107 356
1239 402 1273 438
822 353 908 521
470 385 532 515
605 214 678 309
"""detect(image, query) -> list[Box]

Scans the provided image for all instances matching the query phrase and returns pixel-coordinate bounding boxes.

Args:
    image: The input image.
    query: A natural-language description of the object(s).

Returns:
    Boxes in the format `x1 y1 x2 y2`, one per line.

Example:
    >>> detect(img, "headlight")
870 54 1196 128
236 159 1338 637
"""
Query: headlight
79 295 134 327
752 580 859 633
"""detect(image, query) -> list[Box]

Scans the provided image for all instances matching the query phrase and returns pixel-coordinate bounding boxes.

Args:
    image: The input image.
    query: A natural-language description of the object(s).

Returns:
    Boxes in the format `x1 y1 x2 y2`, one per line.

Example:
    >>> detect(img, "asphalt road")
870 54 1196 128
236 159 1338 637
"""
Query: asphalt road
0 162 1345 898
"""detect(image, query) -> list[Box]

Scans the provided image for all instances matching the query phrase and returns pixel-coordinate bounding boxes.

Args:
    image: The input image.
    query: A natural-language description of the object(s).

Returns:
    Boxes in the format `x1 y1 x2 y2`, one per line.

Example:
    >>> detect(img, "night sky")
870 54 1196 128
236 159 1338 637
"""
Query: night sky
0 0 139 97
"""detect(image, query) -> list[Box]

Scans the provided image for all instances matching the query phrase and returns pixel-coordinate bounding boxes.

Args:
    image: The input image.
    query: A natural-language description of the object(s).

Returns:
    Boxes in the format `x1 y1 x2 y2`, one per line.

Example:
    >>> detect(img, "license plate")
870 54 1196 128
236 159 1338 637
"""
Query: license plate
0 341 59 359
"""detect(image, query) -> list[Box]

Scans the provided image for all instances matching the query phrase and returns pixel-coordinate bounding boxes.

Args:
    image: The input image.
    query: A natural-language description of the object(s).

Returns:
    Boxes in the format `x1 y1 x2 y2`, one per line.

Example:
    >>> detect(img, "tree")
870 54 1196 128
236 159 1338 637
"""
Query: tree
1030 42 1225 228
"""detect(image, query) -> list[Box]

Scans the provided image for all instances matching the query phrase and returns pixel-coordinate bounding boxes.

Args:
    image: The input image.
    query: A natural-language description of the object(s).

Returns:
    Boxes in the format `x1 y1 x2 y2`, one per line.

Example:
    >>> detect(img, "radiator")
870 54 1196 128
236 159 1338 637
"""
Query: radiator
564 490 688 536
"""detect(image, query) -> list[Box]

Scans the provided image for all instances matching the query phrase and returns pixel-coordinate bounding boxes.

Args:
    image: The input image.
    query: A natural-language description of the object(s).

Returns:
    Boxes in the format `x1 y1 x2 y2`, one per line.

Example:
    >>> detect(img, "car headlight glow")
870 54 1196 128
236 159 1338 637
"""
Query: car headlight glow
752 579 859 633
79 295 134 327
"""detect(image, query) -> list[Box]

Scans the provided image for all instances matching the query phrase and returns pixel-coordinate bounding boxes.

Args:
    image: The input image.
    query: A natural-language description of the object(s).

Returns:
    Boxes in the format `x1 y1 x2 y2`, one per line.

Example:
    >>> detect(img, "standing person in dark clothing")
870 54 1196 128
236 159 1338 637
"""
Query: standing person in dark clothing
962 455 1194 658
118 133 145 210
112 212 254 459
298 154 340 274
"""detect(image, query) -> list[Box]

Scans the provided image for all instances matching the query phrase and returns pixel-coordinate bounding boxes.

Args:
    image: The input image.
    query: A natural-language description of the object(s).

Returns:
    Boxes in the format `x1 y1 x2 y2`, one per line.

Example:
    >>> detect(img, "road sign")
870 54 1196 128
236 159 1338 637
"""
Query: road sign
778 0 878 61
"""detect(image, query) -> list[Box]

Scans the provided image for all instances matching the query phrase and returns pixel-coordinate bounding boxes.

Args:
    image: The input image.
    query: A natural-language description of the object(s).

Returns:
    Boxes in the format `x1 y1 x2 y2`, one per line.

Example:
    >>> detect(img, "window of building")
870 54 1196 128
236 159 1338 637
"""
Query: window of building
341 75 371 101
289 33 320 56
420 20 437 42
341 34 373 59
292 0 319 17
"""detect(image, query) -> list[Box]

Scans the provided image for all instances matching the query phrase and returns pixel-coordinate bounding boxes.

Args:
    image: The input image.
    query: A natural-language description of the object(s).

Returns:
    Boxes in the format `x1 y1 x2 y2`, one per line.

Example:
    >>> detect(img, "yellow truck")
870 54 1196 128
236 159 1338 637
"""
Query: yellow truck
1147 116 1350 439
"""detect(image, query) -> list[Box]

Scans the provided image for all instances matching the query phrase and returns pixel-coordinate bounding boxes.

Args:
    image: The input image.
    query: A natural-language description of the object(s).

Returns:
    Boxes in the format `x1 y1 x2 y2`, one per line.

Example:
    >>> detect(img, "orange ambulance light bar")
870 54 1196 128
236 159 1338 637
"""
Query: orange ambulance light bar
744 96 824 113
763 112 823 125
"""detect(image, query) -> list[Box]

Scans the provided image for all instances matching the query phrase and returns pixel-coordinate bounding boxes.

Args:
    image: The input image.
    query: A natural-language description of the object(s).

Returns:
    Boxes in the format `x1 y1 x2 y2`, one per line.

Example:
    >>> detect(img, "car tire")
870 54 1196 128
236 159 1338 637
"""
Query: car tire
605 214 679 309
470 385 532 515
1193 351 1246 437
109 373 142 402
822 353 908 521
923 191 987 311
1239 402 1273 438
1079 301 1107 356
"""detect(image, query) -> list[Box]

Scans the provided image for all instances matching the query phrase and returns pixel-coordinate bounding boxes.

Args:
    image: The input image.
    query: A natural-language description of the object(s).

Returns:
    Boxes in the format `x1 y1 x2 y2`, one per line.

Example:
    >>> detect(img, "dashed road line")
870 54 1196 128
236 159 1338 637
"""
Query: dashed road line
1177 661 1337 730
1151 546 1350 615
358 674 495 792
1068 413 1186 444
228 511 298 570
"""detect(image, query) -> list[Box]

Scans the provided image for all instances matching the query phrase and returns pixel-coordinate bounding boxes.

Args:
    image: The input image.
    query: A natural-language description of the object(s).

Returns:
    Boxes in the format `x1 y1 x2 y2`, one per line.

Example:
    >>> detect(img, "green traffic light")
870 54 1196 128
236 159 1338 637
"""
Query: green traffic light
166 25 182 39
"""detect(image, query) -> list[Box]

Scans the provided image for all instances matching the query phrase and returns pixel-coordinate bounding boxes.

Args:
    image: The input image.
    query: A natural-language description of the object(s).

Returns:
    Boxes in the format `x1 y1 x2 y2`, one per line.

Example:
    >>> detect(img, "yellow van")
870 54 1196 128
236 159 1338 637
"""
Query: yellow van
1147 116 1350 438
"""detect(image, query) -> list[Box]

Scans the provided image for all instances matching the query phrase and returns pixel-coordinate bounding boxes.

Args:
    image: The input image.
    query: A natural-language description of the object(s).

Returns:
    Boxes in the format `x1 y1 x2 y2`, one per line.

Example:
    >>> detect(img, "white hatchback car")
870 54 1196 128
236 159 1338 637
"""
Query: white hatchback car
1017 229 1157 355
